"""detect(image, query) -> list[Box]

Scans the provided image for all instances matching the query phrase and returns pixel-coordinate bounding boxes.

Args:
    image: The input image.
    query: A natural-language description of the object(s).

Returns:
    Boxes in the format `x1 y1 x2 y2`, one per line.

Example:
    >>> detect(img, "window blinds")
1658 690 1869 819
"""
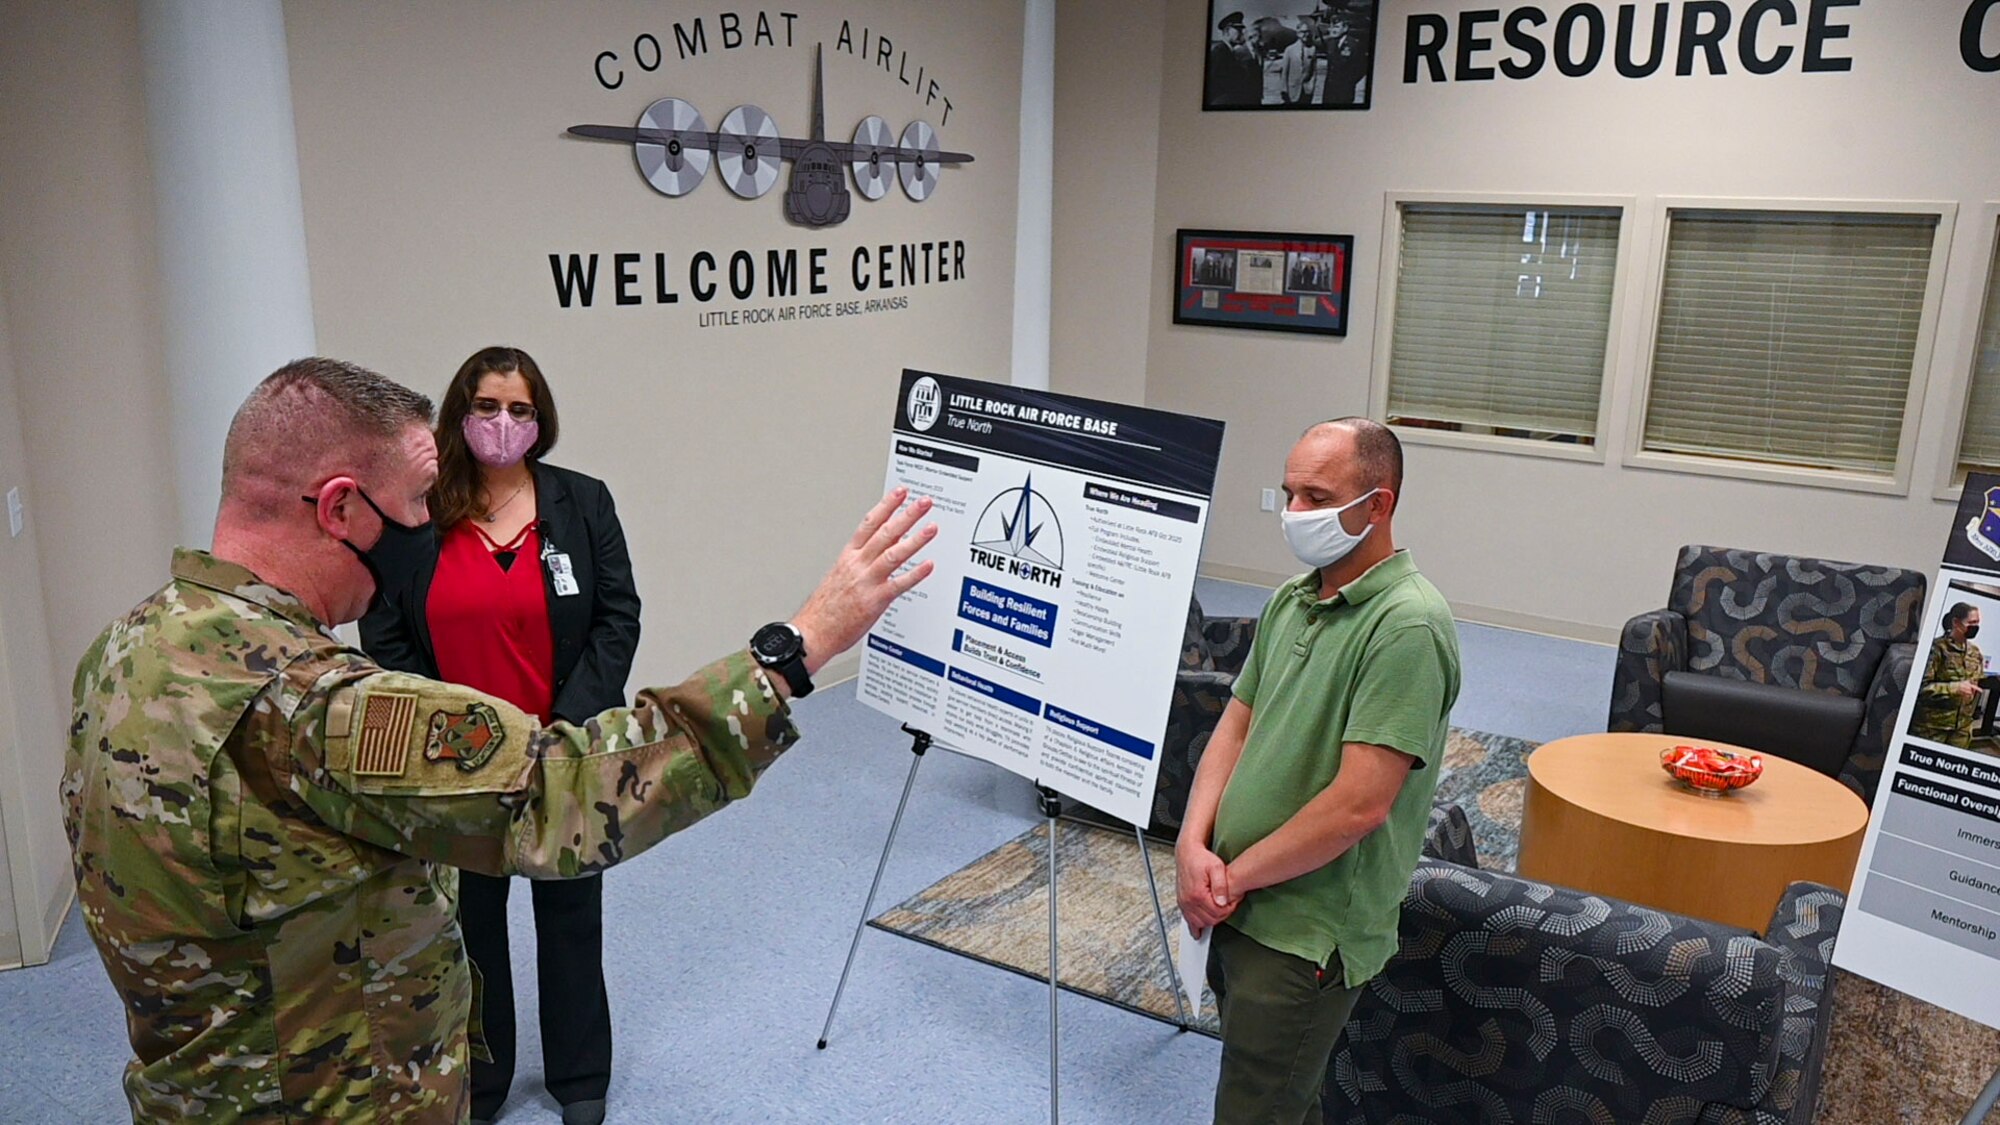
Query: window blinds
1387 204 1621 441
1644 209 1937 475
1958 222 2000 476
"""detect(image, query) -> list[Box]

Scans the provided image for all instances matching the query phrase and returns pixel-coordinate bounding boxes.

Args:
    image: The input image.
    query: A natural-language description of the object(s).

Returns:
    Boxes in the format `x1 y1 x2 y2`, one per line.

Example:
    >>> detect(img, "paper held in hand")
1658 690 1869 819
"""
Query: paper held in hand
1178 921 1211 1017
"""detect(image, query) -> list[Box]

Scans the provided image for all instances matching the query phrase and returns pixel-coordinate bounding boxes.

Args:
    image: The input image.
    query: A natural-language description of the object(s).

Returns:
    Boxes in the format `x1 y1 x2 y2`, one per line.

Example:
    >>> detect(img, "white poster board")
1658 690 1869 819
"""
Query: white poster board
1834 473 2000 1028
856 370 1224 827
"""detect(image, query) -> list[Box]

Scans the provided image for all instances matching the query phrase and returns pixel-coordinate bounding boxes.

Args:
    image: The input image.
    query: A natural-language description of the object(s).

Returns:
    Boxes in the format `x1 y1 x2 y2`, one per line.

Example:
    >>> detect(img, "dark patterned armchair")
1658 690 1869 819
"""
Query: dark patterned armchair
1608 544 1927 804
1146 596 1258 837
1325 814 1844 1125
1420 801 1478 866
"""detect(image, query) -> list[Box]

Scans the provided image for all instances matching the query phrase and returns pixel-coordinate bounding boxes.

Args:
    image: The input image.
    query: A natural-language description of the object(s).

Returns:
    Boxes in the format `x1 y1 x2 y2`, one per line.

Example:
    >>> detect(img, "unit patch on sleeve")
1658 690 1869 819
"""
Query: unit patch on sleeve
353 690 421 776
424 702 506 772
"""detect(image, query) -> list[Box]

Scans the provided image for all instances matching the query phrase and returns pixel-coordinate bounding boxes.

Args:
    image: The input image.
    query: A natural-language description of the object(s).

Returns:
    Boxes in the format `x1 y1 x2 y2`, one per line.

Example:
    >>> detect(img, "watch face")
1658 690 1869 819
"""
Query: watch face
753 624 797 661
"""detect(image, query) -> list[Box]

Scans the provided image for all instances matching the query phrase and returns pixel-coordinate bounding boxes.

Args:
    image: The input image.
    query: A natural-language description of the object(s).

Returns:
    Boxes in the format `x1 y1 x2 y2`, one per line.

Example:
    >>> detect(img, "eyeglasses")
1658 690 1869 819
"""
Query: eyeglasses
471 398 537 422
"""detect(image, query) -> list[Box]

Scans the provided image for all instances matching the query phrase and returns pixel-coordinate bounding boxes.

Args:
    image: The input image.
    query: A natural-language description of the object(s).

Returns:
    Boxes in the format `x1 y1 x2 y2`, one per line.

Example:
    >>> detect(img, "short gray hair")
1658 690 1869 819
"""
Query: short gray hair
221 357 433 512
1304 417 1403 508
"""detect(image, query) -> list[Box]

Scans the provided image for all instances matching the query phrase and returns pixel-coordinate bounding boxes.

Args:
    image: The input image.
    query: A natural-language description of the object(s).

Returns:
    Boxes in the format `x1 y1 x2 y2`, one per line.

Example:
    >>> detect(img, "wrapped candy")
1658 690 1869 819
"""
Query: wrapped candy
1660 743 1763 795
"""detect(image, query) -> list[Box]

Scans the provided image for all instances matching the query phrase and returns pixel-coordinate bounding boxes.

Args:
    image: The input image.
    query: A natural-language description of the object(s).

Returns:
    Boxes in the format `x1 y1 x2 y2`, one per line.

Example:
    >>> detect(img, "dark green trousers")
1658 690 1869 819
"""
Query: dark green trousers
1206 923 1365 1125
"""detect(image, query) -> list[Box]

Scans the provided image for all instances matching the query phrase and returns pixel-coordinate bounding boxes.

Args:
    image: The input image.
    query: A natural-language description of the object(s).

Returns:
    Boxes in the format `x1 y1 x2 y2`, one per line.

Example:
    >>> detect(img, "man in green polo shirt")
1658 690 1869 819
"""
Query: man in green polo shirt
1177 418 1460 1124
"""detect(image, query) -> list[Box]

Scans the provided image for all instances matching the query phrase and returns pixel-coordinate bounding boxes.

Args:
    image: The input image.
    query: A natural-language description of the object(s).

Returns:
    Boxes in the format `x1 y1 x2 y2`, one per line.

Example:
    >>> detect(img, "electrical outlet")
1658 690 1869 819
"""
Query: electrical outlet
6 488 20 538
1259 488 1277 512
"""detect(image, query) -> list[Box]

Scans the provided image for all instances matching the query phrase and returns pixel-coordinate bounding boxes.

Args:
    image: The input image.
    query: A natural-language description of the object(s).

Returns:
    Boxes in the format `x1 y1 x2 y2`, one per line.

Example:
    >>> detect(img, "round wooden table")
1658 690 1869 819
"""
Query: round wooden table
1514 732 1869 932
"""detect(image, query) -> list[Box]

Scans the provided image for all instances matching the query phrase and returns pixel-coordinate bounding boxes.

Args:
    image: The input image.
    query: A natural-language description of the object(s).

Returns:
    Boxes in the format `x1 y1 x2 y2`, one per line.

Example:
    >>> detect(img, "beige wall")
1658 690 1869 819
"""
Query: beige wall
0 0 1021 965
1048 0 1167 408
285 0 1024 680
0 2 179 655
0 290 69 966
1136 1 2000 639
0 296 20 967
0 0 175 960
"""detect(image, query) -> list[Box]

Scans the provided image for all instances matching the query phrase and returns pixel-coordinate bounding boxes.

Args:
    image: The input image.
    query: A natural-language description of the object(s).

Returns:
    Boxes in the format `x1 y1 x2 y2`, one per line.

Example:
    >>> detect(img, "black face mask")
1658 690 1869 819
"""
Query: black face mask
302 486 434 610
1967 624 1982 641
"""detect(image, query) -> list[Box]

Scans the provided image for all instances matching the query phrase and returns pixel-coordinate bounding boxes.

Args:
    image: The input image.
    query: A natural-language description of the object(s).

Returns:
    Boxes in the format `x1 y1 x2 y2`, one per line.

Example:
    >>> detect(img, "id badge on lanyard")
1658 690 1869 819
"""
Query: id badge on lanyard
540 532 580 596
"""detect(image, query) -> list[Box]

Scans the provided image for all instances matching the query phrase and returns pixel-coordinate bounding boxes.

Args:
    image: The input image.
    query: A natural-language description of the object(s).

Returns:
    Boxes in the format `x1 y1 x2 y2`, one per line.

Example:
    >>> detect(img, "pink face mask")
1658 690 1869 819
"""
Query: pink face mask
463 413 539 468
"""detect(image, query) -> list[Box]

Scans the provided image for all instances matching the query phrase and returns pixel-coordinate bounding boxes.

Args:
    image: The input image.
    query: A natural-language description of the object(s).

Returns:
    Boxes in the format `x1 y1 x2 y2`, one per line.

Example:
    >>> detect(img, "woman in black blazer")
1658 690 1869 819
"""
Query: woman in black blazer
361 346 638 1125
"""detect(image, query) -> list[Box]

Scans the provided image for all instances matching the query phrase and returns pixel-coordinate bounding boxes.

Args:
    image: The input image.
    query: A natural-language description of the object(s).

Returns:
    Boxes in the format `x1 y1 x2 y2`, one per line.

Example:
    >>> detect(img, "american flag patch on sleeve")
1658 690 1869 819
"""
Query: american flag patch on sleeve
353 689 420 776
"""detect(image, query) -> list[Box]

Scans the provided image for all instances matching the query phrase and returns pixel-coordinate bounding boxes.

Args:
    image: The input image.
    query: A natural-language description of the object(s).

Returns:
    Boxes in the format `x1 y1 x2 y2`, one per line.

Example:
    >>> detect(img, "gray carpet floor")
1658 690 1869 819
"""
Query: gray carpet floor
0 578 1613 1124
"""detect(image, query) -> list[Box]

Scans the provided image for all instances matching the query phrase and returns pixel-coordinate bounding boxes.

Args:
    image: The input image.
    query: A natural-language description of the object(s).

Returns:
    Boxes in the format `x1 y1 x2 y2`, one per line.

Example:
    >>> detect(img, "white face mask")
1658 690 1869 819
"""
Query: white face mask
1280 489 1380 569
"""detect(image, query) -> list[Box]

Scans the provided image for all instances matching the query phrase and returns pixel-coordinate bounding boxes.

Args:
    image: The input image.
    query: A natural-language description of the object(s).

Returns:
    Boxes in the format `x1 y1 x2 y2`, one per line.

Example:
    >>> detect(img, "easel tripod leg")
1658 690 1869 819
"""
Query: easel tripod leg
1137 826 1192 1030
1038 786 1063 1125
818 729 930 1050
1963 1063 2000 1125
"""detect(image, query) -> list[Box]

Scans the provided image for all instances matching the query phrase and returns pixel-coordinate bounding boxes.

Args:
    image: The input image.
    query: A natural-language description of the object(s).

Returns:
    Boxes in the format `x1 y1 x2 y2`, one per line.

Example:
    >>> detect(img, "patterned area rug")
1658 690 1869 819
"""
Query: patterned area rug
872 819 1223 1035
868 727 1537 1037
1430 726 1536 873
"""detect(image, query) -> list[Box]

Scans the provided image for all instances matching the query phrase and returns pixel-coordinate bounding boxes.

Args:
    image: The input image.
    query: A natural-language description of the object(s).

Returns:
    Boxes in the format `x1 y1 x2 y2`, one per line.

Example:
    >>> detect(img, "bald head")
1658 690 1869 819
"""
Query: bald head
1302 417 1402 510
220 358 433 520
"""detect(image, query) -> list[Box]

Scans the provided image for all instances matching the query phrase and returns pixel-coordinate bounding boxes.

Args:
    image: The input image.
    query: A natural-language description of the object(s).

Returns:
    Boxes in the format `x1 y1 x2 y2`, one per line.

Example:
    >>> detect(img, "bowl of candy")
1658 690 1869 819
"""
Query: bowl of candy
1659 744 1762 797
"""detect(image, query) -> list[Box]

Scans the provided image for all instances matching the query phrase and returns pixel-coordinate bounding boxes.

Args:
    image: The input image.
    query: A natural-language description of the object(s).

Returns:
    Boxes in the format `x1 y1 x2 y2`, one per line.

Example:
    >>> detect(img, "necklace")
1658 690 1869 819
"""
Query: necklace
480 479 528 523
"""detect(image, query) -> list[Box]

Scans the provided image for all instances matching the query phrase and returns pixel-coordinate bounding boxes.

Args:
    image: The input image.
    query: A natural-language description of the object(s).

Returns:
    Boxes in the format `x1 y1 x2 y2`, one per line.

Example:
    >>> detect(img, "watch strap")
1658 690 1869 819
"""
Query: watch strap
768 652 812 699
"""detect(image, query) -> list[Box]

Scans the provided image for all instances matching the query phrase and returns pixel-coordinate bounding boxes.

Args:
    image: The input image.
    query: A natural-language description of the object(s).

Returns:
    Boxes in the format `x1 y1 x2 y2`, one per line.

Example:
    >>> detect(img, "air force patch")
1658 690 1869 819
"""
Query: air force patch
1967 485 2000 563
424 702 505 772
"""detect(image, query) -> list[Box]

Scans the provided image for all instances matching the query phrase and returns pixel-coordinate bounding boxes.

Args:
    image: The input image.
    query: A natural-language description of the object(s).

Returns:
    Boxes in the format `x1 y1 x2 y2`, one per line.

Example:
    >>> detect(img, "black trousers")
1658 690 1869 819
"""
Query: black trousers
460 870 613 1117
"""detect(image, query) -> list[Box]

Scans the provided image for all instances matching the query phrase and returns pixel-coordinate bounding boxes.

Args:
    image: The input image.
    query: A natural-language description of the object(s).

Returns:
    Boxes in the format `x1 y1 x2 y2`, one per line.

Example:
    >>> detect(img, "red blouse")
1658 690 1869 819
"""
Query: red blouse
427 519 556 724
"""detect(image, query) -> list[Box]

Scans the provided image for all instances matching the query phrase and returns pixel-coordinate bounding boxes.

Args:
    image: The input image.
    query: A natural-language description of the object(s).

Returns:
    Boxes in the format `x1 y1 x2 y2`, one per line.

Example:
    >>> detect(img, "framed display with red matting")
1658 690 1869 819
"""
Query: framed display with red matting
1172 228 1353 336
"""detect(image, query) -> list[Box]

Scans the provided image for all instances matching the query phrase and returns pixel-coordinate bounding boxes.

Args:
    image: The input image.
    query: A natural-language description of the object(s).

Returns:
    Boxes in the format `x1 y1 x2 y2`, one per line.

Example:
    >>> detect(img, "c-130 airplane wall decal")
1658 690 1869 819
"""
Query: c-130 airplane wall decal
567 45 974 229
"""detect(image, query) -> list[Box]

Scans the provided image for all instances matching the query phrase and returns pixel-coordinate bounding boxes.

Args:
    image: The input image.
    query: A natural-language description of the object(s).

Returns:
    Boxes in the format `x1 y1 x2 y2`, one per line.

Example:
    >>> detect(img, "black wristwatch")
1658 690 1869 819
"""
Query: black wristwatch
750 621 813 699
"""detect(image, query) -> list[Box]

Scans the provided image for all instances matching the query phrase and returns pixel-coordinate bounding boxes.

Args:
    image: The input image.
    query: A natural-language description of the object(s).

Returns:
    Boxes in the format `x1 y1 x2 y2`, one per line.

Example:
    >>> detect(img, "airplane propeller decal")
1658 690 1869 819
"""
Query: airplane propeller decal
567 45 973 228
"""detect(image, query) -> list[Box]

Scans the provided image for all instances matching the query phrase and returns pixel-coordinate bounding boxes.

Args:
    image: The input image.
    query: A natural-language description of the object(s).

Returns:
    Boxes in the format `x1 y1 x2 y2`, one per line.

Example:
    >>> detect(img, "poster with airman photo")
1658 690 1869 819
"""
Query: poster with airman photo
1836 473 2000 1032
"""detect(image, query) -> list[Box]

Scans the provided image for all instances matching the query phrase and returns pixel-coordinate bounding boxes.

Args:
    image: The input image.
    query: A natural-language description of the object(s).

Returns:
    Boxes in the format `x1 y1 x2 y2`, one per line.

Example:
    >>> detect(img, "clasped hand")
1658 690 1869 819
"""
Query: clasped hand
1176 840 1237 936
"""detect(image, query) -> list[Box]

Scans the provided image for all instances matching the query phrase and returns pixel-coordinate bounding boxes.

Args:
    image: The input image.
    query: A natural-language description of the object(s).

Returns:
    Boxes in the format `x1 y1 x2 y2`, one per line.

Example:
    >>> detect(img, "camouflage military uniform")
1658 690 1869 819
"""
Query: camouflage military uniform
63 550 797 1122
1913 634 1986 749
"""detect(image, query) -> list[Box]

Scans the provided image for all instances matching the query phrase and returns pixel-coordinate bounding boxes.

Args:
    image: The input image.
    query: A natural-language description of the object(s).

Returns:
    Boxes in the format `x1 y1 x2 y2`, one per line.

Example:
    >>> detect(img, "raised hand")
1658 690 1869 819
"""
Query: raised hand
792 487 939 675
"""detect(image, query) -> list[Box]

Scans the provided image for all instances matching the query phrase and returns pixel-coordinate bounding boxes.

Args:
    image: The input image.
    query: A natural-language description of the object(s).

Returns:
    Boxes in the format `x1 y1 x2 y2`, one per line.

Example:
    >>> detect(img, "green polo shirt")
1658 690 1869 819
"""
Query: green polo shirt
1211 549 1460 985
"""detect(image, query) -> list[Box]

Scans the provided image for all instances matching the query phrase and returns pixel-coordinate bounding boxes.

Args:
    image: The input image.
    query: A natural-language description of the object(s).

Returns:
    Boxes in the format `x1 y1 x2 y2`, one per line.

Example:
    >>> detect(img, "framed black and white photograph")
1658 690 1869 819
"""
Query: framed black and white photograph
1287 250 1338 294
1189 246 1239 289
1174 228 1355 335
1203 0 1378 112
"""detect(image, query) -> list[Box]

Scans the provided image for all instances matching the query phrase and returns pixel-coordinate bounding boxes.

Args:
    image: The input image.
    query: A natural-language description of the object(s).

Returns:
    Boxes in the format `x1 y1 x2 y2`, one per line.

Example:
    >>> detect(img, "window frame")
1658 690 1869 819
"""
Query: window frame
1369 190 1639 465
1933 202 2000 502
1624 196 1958 497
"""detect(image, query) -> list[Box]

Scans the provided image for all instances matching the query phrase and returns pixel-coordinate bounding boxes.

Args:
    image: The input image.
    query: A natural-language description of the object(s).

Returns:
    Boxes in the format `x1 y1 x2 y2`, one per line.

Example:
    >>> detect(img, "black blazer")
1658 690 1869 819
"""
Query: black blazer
359 461 641 724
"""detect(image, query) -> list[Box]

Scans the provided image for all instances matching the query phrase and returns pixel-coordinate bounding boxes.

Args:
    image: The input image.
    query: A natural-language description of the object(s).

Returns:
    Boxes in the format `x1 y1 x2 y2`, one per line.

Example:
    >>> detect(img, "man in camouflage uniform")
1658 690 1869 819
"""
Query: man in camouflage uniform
63 358 937 1122
1913 602 1986 748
